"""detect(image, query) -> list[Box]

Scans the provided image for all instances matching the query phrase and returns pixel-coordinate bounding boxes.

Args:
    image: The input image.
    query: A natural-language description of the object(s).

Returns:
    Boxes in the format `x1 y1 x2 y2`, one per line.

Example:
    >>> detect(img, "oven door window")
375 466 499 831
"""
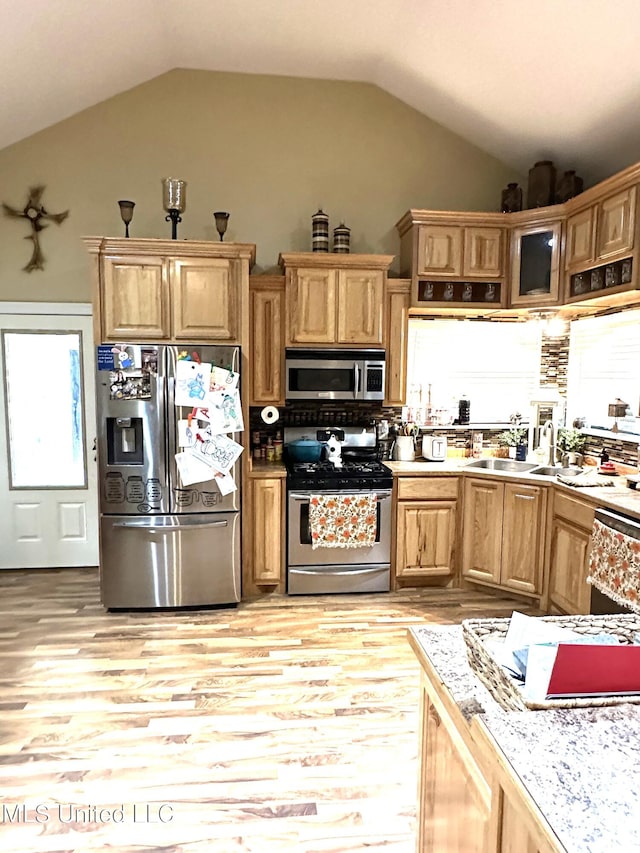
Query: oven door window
288 366 356 395
299 501 381 544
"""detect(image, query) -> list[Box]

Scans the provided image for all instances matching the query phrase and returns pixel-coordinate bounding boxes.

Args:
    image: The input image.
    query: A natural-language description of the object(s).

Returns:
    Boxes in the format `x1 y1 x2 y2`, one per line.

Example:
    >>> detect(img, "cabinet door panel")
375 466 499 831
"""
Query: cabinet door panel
548 518 592 614
251 479 283 584
565 207 596 269
250 286 284 405
417 225 462 276
396 501 456 577
463 227 503 278
337 269 384 344
419 690 492 853
501 483 546 595
510 222 562 307
171 258 237 341
384 280 410 405
462 479 503 584
102 255 169 340
597 187 636 260
288 268 337 344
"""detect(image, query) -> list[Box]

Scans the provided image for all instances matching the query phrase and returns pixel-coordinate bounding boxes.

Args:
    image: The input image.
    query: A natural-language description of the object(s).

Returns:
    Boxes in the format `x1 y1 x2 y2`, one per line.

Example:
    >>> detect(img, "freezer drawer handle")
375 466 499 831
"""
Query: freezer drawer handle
112 520 229 531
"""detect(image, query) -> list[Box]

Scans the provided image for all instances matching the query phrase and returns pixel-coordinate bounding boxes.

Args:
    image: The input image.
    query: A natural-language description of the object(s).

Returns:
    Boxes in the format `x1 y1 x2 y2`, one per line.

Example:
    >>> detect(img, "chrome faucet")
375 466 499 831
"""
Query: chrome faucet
541 420 557 466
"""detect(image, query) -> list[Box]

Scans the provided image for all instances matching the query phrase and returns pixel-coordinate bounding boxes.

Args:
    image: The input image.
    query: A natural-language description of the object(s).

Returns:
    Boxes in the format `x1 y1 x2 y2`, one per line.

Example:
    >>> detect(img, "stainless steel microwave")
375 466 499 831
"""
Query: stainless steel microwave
285 348 385 402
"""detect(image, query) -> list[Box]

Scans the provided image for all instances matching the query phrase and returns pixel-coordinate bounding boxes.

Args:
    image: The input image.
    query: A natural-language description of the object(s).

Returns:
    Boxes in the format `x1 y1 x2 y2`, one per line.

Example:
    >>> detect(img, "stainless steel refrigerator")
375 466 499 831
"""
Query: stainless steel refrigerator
95 344 241 609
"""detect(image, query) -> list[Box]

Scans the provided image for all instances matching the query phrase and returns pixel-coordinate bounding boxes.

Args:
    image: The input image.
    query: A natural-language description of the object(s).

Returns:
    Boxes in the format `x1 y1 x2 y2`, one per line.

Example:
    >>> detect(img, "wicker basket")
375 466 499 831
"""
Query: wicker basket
462 613 640 711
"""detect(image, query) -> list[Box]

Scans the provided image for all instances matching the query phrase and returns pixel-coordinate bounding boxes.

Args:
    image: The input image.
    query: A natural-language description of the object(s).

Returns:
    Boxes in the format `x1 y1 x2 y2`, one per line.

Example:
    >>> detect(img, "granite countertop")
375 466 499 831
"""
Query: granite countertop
410 625 640 853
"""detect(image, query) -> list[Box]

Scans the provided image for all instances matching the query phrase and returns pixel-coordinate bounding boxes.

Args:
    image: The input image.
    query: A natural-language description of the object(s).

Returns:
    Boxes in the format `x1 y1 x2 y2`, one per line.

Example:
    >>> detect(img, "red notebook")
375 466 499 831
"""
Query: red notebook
545 643 640 698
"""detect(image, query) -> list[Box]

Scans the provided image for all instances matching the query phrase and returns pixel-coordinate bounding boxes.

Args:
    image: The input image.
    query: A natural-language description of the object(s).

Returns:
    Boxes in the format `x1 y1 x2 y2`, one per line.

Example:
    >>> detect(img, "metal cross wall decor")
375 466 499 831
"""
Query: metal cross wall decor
2 186 70 272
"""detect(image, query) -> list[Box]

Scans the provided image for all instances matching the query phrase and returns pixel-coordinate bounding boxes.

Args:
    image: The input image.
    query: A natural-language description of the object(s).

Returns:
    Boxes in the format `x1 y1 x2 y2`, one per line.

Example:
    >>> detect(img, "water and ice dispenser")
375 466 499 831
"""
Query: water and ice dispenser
106 417 144 466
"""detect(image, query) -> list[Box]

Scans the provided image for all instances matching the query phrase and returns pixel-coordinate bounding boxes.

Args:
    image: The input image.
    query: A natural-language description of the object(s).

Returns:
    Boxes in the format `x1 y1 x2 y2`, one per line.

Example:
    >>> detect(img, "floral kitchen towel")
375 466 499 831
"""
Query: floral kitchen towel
587 517 640 612
308 494 377 550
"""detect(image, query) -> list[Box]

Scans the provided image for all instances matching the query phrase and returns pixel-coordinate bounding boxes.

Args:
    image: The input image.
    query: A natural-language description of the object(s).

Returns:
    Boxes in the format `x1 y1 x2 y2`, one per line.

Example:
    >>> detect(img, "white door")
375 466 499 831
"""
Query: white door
0 304 98 568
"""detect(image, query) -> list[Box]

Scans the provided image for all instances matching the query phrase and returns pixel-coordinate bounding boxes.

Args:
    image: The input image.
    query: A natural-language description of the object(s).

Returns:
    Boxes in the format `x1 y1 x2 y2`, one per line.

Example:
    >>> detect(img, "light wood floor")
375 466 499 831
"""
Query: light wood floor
0 569 538 853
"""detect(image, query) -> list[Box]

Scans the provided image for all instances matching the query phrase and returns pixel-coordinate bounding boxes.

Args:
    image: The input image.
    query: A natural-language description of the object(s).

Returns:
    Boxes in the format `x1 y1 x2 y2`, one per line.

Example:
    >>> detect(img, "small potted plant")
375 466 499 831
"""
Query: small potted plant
557 428 586 466
497 428 528 460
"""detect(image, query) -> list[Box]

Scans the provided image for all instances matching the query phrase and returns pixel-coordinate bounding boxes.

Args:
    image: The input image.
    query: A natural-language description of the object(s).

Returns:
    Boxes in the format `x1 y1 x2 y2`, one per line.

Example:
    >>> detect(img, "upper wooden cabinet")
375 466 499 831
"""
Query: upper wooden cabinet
397 211 507 311
279 252 393 347
249 275 285 406
566 187 636 272
84 238 256 345
397 161 640 315
509 216 563 307
384 278 411 406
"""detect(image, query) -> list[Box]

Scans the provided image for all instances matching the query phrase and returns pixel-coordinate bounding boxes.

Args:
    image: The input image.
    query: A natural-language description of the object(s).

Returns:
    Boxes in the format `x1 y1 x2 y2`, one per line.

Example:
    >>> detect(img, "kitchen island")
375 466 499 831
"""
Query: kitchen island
408 623 640 852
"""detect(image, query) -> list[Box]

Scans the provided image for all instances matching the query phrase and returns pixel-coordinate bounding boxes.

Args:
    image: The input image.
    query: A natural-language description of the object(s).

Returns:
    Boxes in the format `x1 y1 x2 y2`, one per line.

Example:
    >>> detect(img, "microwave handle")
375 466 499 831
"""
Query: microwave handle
353 362 360 399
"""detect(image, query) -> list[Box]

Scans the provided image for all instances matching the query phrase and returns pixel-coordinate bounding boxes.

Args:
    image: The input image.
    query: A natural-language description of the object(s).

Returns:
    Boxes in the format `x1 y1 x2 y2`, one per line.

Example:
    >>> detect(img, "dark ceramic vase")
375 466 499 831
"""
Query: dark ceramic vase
527 160 556 208
501 183 523 213
555 170 584 203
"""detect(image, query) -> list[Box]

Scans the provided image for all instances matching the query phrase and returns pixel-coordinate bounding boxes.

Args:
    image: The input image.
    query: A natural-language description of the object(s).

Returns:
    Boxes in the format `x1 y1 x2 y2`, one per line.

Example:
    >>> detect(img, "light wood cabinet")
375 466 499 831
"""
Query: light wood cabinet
384 278 411 406
85 238 256 345
336 268 385 344
250 477 284 585
597 187 636 260
509 219 562 307
249 276 285 405
395 477 458 583
565 206 596 270
279 253 393 347
462 478 547 597
396 212 507 310
547 492 594 614
418 683 493 852
170 257 238 341
411 636 564 853
464 227 504 278
417 224 463 276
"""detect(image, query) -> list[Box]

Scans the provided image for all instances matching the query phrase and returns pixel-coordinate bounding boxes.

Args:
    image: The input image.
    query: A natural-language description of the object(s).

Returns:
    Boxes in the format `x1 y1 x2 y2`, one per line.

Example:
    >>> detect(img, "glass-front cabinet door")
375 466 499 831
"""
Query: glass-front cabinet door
510 220 562 307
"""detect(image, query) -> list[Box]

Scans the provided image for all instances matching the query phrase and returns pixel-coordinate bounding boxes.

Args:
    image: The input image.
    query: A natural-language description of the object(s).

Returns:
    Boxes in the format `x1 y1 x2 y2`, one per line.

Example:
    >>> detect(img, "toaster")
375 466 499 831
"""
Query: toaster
422 435 447 461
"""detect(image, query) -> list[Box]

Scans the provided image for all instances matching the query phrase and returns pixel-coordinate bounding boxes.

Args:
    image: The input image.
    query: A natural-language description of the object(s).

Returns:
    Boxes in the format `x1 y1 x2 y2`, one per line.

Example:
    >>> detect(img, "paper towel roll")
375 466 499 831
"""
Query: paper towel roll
260 406 280 425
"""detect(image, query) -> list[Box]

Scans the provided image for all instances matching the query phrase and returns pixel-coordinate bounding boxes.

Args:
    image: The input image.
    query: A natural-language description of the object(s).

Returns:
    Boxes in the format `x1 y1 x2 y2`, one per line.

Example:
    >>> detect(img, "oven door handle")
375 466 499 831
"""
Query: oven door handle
289 492 391 501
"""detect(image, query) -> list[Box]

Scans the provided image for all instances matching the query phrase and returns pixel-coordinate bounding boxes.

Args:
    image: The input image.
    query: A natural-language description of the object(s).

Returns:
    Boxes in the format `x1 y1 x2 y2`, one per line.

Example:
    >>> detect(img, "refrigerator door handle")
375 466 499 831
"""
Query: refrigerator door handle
112 520 229 531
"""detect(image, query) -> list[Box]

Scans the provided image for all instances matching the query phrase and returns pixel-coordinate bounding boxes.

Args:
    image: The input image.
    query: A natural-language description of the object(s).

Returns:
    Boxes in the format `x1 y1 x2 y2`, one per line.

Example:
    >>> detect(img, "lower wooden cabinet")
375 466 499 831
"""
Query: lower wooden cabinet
414 651 564 853
462 478 547 596
419 682 493 852
395 477 458 582
250 477 284 585
547 493 594 614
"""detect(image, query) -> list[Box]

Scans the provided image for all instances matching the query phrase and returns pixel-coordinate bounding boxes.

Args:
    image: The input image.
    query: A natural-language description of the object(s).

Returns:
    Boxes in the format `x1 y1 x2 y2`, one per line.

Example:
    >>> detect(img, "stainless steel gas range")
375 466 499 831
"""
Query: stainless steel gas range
285 427 393 595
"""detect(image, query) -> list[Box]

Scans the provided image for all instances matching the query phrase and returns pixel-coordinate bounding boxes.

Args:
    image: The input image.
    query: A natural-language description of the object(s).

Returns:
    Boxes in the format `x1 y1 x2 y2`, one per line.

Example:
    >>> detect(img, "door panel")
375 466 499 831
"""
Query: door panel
0 306 98 568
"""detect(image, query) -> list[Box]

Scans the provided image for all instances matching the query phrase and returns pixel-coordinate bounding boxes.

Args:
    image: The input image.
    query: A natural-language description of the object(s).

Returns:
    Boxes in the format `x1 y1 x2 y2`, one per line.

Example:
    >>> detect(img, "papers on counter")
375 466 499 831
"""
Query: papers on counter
489 611 640 703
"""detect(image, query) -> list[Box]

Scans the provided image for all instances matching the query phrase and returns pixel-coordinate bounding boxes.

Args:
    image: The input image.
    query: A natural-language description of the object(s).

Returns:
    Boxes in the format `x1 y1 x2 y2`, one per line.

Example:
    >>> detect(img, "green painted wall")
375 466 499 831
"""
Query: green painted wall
0 69 523 302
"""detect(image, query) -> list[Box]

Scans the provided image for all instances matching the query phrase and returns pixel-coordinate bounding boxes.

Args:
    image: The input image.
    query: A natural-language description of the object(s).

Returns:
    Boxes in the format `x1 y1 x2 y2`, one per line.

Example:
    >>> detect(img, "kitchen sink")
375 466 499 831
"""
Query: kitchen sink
528 465 584 477
464 458 538 472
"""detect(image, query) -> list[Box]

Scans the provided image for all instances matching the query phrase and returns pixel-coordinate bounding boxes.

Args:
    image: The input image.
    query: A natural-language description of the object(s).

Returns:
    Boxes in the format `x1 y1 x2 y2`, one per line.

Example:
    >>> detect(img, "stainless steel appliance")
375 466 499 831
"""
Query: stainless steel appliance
285 348 385 402
285 426 392 594
95 344 241 609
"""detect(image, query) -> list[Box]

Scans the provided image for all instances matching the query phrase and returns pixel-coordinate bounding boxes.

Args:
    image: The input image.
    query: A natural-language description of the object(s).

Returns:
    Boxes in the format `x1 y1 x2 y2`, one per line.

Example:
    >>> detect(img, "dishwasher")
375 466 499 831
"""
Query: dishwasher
589 507 640 615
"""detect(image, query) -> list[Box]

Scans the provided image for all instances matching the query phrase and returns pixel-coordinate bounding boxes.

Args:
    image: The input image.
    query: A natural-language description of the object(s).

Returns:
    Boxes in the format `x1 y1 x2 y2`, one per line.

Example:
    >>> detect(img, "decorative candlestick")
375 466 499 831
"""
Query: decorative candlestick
117 200 135 238
162 178 187 240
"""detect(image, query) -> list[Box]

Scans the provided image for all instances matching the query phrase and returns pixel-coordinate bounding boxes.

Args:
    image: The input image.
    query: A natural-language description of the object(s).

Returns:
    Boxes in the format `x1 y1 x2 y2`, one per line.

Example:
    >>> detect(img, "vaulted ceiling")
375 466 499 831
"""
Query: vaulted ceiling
3 0 640 184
